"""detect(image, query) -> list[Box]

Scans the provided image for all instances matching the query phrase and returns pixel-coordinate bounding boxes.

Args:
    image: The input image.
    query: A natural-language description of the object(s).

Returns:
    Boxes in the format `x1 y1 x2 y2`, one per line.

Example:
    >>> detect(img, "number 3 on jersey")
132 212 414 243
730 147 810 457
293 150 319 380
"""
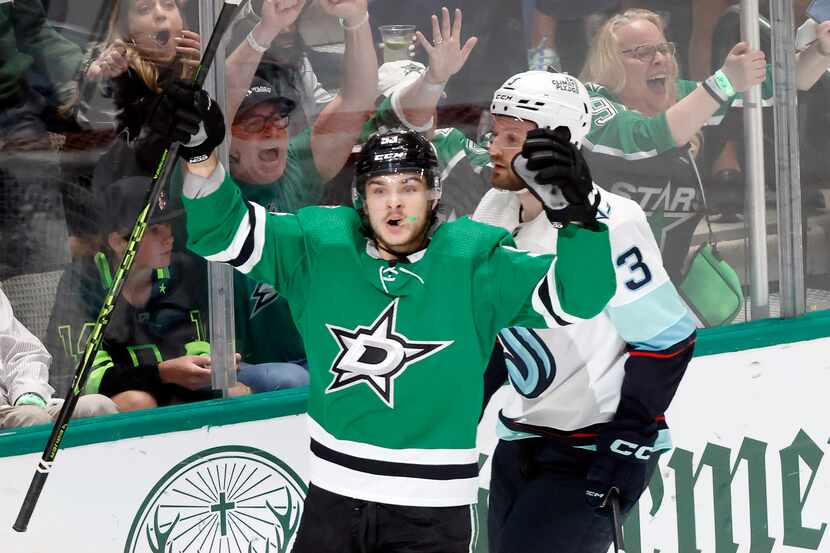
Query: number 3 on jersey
616 246 652 290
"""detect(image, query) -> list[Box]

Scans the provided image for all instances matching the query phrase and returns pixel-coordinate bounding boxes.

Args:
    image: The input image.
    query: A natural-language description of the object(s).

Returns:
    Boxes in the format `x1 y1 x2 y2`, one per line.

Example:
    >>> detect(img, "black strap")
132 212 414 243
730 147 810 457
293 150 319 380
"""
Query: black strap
685 147 717 246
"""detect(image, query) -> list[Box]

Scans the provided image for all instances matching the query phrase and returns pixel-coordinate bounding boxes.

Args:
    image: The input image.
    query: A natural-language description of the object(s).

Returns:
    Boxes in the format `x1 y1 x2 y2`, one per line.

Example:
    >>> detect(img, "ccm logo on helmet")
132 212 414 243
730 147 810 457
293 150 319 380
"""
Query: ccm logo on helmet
374 152 407 162
610 439 656 460
494 94 514 101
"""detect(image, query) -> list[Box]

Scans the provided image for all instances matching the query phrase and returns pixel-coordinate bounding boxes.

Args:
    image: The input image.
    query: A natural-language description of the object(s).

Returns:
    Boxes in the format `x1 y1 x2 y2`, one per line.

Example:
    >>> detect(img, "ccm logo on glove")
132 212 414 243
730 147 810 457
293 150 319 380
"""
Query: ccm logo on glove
609 439 656 460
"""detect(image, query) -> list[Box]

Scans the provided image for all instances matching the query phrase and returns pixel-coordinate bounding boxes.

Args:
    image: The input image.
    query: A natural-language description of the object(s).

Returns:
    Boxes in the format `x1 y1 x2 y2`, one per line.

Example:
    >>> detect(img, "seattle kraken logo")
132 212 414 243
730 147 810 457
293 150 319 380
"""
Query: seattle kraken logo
498 327 556 399
325 299 453 407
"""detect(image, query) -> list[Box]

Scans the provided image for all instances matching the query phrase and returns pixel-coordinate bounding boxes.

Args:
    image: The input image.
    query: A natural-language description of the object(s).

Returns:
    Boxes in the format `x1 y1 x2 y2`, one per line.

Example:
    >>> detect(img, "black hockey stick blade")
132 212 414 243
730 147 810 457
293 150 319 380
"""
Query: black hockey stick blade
12 0 246 533
610 491 625 553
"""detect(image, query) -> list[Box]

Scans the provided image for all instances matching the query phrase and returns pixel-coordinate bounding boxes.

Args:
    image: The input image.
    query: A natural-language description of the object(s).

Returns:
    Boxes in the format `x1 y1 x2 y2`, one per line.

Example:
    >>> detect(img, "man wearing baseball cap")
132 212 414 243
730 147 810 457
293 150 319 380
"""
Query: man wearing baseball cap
45 175 229 410
221 0 377 380
225 78 312 386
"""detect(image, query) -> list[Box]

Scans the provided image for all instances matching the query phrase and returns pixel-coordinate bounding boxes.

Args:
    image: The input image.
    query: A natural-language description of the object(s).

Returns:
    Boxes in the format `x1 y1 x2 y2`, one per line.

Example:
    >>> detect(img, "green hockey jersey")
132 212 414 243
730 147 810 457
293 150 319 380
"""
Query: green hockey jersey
182 165 615 506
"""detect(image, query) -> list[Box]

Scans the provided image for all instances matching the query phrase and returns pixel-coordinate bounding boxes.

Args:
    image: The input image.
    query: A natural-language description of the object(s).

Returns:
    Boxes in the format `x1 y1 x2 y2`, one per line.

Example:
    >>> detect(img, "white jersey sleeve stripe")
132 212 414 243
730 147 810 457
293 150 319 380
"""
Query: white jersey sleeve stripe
203 204 252 263
531 258 588 327
236 202 267 274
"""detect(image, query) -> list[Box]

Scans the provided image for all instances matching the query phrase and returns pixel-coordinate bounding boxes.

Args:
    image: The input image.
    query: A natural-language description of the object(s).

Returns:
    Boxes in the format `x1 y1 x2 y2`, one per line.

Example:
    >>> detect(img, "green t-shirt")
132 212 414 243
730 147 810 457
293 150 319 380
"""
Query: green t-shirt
233 128 324 364
183 170 615 506
583 69 774 158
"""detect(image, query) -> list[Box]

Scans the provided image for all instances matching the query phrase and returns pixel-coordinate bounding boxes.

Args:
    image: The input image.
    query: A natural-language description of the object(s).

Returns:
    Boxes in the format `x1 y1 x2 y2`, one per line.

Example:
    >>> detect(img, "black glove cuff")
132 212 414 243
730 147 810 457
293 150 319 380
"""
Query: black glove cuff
179 97 226 164
543 190 601 227
596 424 659 464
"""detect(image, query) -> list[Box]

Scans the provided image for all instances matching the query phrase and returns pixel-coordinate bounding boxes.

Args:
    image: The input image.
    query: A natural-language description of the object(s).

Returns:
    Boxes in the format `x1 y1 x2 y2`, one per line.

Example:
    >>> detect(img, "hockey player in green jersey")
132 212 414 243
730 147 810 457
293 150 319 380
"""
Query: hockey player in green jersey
146 78 616 551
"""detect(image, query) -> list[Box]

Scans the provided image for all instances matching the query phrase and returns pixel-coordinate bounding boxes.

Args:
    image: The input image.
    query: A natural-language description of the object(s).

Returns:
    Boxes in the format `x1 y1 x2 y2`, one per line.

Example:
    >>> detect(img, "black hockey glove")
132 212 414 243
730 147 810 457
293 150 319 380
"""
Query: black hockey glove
144 79 225 165
585 422 658 515
511 127 600 226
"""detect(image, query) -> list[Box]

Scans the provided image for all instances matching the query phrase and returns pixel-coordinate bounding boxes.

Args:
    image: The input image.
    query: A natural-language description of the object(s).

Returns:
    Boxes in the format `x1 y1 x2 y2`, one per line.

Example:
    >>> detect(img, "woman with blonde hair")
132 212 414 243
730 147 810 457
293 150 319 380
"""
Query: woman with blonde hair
79 0 201 138
577 8 830 281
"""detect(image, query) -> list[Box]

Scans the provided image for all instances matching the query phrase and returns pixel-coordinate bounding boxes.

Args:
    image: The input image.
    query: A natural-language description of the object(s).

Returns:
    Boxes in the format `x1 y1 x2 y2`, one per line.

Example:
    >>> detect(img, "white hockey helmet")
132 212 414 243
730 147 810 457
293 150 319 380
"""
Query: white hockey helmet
490 71 591 146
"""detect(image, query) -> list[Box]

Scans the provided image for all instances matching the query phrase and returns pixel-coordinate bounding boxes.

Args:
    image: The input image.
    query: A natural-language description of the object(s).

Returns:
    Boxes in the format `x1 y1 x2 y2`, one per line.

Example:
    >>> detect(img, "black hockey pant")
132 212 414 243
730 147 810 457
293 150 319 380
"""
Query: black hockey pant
292 484 478 553
488 438 659 553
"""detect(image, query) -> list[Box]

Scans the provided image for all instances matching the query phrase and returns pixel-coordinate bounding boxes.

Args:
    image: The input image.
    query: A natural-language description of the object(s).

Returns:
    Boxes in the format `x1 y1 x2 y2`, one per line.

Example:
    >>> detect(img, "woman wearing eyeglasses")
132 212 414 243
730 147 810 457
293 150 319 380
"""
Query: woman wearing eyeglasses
578 8 830 283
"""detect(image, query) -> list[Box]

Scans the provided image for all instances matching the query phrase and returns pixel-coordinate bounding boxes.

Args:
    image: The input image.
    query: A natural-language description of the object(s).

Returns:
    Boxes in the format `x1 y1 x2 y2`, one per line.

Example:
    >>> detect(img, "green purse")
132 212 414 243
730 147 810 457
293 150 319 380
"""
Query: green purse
678 150 744 327
678 242 744 327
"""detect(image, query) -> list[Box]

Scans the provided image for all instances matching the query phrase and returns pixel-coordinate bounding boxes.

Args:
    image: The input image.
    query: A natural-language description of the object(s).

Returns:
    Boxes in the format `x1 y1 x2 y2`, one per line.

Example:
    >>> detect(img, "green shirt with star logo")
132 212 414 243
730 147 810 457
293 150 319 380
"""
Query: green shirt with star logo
182 168 615 506
582 71 774 278
232 128 324 364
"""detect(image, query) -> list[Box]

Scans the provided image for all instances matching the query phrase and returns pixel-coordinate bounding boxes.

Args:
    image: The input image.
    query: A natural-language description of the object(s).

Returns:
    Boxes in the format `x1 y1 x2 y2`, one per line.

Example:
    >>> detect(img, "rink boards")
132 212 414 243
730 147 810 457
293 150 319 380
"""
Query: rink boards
0 318 828 553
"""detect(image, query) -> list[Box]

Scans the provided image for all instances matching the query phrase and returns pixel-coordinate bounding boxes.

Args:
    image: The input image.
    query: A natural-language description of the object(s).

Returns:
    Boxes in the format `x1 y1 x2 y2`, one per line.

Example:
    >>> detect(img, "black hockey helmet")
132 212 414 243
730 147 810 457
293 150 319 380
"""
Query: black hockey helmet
351 130 442 211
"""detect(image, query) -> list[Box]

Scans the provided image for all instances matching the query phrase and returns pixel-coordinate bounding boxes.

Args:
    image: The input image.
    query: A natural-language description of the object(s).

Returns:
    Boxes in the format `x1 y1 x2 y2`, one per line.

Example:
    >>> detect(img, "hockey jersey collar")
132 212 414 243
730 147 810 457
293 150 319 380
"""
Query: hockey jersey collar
363 241 427 297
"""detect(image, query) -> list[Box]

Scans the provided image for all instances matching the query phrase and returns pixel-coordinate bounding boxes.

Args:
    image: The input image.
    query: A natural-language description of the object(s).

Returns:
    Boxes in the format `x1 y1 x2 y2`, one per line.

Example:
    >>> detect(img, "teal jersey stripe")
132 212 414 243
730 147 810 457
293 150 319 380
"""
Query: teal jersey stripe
503 426 673 452
628 311 696 352
607 281 694 349
496 418 541 441
654 428 673 451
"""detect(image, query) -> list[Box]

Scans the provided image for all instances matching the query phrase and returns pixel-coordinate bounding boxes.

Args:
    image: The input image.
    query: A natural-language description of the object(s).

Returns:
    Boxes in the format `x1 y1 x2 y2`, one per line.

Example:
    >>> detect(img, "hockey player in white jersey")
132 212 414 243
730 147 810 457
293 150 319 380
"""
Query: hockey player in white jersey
475 71 697 553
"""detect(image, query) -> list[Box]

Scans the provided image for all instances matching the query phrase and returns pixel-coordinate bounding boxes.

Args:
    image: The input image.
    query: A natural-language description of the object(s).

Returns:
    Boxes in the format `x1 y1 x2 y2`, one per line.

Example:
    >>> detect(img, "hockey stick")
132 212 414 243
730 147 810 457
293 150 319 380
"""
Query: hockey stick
12 0 246 533
609 491 625 553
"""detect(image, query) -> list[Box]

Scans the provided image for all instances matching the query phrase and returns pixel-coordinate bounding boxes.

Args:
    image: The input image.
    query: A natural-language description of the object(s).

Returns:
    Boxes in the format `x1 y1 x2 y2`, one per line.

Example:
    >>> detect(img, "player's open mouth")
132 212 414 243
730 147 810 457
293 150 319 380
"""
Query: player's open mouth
387 217 405 228
646 74 667 93
258 147 281 162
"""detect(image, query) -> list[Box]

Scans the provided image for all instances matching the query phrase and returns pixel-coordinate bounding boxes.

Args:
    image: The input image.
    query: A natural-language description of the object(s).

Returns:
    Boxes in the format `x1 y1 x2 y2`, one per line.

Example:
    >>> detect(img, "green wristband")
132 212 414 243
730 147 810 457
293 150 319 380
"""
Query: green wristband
15 393 47 409
713 69 736 98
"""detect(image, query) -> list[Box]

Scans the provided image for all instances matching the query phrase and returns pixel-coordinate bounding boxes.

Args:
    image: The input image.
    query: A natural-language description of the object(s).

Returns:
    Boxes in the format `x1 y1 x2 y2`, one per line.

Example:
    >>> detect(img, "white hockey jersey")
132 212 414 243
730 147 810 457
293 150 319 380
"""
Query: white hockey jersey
473 186 695 438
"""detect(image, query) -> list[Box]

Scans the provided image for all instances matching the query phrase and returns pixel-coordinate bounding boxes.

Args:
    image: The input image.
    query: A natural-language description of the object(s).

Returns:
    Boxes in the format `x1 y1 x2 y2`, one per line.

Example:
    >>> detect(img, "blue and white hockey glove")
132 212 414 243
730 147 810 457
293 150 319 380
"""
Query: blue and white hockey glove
512 127 600 226
585 423 657 515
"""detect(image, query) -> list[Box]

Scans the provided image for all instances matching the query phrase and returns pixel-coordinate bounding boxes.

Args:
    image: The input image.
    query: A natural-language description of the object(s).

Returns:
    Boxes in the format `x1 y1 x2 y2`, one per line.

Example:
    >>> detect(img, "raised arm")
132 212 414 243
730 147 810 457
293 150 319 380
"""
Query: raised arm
489 129 617 330
664 42 766 146
795 21 830 91
224 0 306 126
183 154 310 300
309 0 378 182
394 7 478 131
584 210 696 514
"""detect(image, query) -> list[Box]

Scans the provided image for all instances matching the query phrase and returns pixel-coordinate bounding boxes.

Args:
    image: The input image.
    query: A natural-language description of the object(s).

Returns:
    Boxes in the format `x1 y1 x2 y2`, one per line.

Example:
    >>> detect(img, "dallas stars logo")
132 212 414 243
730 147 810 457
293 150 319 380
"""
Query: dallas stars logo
325 299 452 407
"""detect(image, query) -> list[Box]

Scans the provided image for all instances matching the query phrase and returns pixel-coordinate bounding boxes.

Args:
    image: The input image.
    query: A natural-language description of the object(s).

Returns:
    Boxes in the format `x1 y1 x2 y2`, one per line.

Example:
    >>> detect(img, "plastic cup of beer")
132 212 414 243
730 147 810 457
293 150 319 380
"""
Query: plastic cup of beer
379 25 416 63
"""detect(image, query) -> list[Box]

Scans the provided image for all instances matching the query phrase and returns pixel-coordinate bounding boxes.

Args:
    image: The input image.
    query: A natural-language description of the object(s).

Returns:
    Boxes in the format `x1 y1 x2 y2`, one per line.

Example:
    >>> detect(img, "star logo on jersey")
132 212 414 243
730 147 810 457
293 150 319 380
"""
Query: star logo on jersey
325 299 453 407
612 180 699 251
647 203 695 250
